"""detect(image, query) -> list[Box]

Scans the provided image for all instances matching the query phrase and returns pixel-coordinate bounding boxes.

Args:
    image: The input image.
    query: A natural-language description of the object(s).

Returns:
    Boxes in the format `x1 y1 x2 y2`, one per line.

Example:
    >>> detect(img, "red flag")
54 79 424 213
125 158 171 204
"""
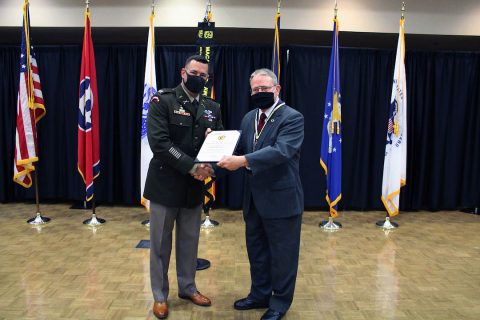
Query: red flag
13 0 46 188
78 6 100 201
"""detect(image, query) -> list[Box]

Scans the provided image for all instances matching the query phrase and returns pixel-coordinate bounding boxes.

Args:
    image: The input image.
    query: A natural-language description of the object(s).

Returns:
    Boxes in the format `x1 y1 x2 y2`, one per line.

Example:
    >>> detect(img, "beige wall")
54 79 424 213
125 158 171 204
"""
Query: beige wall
1 0 480 36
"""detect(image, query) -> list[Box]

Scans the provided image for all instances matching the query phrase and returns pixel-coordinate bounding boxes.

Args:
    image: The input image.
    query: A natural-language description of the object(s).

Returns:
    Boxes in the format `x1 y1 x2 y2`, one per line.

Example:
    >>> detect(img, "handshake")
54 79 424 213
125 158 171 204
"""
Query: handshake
191 164 214 181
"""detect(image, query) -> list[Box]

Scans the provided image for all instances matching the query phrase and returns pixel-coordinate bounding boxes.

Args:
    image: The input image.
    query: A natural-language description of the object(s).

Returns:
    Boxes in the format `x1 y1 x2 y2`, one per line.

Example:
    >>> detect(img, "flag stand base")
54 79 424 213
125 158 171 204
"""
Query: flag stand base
141 219 150 227
319 216 342 230
376 217 398 229
83 213 106 226
460 207 479 215
201 214 219 229
196 258 210 270
27 212 51 225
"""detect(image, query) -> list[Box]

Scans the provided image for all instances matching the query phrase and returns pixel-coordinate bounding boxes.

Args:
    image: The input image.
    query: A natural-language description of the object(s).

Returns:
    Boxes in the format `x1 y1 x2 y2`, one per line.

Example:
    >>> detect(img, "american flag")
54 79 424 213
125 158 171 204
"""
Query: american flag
13 0 46 188
387 116 394 134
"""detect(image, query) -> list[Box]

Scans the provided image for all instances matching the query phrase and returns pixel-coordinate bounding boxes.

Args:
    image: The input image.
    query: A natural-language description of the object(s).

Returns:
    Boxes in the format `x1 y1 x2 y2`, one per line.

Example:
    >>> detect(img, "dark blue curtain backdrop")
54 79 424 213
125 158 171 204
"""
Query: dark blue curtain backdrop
1 44 479 211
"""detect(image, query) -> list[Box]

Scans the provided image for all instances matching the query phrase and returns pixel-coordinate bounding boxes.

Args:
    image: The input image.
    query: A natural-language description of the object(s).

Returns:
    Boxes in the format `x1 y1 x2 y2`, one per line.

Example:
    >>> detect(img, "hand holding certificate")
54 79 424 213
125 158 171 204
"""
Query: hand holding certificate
195 130 241 163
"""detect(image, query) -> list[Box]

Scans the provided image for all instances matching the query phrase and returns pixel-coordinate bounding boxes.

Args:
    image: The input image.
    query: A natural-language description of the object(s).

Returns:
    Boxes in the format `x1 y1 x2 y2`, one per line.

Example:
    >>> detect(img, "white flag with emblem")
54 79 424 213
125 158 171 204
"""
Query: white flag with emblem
140 11 157 210
381 17 407 217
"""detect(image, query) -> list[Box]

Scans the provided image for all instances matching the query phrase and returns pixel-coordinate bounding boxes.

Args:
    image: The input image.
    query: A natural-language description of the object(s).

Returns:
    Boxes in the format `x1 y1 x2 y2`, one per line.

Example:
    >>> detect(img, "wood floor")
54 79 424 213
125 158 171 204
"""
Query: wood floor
0 203 479 320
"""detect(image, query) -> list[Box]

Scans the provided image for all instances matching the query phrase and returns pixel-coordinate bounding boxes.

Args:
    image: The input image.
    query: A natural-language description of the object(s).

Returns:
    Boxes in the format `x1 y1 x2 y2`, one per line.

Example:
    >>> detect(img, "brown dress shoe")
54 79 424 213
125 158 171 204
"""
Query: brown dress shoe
178 291 211 306
153 301 168 319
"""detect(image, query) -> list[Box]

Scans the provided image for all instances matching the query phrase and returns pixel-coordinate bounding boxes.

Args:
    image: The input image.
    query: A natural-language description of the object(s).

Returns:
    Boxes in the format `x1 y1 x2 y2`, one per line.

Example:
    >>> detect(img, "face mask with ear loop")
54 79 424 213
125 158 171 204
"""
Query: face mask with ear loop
250 92 275 110
183 73 207 94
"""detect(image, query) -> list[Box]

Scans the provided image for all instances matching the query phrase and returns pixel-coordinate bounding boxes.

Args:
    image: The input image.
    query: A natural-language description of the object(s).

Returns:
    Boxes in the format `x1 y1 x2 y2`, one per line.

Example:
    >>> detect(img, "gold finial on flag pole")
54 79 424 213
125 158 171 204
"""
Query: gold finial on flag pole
334 0 338 18
401 2 406 19
277 0 281 14
204 0 212 22
85 0 90 12
151 0 155 15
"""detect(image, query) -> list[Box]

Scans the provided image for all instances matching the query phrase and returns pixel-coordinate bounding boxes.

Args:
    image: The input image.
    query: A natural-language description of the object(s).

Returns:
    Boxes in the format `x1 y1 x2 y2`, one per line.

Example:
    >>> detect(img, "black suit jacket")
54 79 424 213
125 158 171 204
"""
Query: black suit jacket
238 101 304 218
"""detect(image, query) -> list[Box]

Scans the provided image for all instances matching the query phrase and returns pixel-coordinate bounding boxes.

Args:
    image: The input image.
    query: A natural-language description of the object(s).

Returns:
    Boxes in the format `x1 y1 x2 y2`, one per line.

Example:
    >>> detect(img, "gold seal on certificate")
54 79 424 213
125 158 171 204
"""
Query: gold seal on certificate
195 130 241 163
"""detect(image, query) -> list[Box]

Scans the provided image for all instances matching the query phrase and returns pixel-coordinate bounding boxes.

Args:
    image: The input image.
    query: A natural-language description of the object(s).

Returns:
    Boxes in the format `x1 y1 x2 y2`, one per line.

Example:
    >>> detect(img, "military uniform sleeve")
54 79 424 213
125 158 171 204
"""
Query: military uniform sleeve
147 95 195 175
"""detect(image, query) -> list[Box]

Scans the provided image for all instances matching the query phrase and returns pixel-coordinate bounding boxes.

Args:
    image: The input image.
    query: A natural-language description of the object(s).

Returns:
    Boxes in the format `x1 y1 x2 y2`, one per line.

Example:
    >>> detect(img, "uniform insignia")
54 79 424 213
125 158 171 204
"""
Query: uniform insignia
168 147 182 159
203 109 216 122
159 88 173 95
150 96 159 103
174 106 191 116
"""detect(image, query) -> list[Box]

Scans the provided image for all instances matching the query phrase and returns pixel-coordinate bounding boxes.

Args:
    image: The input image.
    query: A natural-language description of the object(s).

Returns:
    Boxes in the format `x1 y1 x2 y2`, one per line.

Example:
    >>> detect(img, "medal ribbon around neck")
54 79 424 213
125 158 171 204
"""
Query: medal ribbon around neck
254 102 285 142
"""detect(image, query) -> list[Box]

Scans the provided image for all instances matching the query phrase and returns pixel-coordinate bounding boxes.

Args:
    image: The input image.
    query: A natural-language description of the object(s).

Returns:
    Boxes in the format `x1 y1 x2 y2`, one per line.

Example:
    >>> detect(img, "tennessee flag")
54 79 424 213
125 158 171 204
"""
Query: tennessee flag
320 17 342 218
140 11 157 210
381 17 407 217
78 6 100 201
272 10 281 80
13 0 46 187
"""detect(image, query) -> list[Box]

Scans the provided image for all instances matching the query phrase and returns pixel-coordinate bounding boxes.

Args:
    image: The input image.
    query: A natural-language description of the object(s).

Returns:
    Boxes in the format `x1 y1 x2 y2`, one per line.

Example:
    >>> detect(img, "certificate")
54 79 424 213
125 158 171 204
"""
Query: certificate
195 130 241 163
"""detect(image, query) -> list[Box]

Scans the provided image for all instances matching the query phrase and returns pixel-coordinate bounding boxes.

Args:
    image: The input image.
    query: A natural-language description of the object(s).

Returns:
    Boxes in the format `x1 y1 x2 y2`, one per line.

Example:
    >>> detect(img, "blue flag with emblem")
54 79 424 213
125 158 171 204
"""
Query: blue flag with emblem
320 17 342 218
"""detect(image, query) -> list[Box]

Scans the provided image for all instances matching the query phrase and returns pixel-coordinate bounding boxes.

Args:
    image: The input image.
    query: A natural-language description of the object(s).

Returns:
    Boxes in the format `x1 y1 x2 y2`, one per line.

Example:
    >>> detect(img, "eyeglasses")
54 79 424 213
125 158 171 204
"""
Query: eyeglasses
251 85 276 94
185 69 209 80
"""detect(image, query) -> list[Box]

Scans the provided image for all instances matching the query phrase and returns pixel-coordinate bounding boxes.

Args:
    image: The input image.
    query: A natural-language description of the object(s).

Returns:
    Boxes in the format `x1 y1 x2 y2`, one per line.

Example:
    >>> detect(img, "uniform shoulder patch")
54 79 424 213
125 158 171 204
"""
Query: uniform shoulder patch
151 89 174 103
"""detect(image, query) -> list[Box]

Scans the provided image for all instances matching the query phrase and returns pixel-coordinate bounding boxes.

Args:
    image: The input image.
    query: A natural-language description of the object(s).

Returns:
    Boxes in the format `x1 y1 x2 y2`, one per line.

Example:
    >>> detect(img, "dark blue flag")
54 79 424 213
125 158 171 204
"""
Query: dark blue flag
320 18 342 218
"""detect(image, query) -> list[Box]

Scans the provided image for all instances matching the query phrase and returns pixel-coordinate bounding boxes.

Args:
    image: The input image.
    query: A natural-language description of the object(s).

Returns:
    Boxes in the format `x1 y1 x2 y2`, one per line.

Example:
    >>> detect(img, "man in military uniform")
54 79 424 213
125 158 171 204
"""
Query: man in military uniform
144 55 223 319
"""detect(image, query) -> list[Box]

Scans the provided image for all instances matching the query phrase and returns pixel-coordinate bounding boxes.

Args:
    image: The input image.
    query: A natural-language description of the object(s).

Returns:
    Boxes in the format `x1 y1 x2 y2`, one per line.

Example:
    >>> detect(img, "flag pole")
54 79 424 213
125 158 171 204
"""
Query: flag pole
320 1 342 231
80 0 105 226
27 167 51 224
83 194 105 225
141 0 156 228
25 0 50 225
199 0 220 230
377 2 405 230
196 0 216 271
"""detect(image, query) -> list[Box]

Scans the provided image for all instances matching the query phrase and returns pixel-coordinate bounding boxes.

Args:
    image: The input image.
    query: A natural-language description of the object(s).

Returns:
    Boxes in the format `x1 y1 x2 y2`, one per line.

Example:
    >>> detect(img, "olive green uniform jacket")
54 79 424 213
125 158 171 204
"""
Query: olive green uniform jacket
144 85 223 208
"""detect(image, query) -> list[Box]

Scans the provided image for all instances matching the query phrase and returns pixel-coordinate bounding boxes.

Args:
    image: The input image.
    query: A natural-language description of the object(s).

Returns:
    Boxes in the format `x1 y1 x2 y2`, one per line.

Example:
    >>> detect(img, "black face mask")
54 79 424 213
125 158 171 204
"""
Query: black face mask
250 92 275 110
183 73 206 94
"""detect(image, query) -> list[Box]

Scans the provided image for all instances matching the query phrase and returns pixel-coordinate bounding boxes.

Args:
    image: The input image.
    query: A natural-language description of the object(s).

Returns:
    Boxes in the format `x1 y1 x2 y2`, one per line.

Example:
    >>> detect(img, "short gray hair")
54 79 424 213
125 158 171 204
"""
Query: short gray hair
249 68 278 86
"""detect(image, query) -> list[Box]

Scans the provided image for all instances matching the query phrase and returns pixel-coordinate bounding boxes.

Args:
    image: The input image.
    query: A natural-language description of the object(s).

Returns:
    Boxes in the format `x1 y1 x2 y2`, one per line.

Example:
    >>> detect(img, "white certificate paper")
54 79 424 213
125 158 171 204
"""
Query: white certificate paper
195 130 241 163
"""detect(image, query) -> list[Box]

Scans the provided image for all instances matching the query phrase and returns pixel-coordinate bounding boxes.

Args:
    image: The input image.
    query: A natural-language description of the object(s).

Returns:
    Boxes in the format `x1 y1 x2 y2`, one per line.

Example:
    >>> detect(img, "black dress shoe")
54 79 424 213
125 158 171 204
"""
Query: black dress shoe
233 297 269 310
260 308 285 320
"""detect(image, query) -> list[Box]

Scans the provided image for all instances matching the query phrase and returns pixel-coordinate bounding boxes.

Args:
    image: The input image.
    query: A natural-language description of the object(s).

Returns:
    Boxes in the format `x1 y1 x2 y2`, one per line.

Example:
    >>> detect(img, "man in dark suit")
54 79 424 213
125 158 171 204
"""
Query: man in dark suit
218 68 304 320
144 55 223 319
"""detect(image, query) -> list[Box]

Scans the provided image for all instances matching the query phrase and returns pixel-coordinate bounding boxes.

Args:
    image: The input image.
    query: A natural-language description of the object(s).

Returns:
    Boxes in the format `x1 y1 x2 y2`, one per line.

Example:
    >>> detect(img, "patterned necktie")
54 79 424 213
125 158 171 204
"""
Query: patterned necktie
257 112 267 133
